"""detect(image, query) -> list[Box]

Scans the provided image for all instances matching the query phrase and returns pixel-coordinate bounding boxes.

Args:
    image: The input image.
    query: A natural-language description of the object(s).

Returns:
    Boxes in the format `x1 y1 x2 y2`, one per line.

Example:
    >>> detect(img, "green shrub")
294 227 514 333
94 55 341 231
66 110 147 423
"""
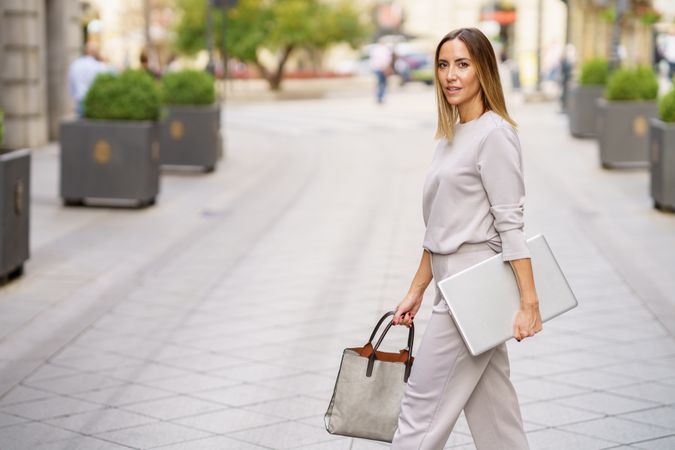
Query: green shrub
639 9 661 26
605 66 658 101
605 68 639 100
0 109 4 146
659 89 675 123
579 58 609 86
634 65 658 100
161 70 215 106
84 70 160 120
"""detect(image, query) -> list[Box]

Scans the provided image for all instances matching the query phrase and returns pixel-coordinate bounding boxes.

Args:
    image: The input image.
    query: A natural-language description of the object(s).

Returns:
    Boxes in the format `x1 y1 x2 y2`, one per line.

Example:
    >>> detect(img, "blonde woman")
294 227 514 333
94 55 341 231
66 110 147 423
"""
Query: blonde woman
390 28 541 449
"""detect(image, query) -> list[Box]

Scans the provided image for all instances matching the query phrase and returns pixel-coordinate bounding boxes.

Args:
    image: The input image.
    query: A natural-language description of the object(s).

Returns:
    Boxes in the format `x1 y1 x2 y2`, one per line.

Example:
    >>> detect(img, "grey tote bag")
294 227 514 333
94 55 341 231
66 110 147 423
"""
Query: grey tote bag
324 311 415 443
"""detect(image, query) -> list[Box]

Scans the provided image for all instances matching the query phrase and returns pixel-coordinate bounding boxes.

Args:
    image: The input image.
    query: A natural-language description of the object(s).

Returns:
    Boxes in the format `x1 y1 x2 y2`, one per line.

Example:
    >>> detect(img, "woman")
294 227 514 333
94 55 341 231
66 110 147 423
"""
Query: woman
390 28 542 450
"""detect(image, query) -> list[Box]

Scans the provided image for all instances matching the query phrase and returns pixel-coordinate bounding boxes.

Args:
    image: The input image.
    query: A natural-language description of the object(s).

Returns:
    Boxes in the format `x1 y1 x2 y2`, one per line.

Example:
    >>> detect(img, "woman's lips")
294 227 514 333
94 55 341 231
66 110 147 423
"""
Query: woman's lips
445 86 461 94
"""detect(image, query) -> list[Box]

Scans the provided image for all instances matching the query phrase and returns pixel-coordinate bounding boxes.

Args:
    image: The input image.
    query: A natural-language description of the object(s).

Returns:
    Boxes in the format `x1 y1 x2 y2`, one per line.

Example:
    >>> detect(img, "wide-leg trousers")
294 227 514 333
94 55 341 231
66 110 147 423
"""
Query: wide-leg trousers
390 242 529 450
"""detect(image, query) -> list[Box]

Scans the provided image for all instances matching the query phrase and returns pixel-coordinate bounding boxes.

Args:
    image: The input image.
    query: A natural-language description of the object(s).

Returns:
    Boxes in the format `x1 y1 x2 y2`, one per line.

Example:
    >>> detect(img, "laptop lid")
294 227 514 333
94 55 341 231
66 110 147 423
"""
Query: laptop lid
436 234 578 356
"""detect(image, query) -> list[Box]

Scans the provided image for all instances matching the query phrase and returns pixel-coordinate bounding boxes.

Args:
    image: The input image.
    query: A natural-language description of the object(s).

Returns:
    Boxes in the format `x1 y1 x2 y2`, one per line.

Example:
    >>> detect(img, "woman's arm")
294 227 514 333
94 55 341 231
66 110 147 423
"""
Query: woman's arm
477 127 541 341
509 258 542 341
392 250 433 327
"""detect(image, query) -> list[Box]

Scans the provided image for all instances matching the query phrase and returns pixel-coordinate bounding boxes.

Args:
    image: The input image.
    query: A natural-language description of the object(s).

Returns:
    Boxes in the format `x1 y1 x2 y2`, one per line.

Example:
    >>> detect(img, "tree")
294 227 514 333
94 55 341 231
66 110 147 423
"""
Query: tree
174 0 370 90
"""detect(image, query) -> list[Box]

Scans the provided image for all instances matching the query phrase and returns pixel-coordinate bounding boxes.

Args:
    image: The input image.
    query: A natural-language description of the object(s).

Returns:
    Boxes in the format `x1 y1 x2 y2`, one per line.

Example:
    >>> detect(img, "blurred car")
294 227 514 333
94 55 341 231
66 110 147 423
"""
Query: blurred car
409 67 434 85
394 53 434 85
396 53 434 86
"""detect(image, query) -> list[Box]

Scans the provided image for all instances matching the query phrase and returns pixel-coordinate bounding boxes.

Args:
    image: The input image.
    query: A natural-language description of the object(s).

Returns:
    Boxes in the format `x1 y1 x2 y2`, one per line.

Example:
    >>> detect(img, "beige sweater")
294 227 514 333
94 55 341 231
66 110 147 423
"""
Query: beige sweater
422 110 530 261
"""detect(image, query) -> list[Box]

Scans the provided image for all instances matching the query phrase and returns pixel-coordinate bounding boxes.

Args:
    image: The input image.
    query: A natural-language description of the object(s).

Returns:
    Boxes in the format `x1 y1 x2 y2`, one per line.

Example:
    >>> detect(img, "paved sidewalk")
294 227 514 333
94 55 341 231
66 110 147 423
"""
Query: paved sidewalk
0 86 674 449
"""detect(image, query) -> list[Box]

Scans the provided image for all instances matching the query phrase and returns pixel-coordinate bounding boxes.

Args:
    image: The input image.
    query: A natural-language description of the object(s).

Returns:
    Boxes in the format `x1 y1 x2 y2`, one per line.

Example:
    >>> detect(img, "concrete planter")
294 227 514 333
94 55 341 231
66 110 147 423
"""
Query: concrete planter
596 98 658 168
0 149 30 281
568 85 604 138
160 105 221 172
649 119 675 212
60 120 160 207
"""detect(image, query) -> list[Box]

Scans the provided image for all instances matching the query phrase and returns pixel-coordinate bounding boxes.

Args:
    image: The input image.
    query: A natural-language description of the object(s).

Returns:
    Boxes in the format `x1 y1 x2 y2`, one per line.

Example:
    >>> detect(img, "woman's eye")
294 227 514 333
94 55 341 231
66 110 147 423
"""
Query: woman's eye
459 62 469 68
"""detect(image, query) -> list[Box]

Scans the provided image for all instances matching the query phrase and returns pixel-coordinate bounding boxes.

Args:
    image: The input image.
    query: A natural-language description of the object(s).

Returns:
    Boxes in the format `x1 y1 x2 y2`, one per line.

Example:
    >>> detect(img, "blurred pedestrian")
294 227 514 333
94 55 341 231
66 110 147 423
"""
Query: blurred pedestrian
392 45 409 85
559 44 576 112
370 40 393 104
659 30 675 80
390 27 539 449
140 50 161 79
499 50 520 92
67 41 110 118
163 54 181 75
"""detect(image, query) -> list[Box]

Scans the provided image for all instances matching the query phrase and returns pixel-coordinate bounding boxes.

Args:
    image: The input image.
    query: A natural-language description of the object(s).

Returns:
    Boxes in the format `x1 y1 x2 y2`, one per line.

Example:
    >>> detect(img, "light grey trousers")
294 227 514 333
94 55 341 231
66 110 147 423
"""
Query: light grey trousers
390 243 529 450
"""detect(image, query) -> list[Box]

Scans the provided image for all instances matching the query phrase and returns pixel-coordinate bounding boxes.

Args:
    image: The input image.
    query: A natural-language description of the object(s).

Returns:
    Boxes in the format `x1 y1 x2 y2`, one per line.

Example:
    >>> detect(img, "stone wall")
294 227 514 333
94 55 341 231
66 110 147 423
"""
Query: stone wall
0 0 81 150
47 0 82 140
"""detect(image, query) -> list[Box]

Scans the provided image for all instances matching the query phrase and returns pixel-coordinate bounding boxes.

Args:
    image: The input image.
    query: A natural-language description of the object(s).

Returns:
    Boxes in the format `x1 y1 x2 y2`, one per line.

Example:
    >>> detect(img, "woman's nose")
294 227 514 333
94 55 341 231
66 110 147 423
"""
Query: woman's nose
446 67 457 81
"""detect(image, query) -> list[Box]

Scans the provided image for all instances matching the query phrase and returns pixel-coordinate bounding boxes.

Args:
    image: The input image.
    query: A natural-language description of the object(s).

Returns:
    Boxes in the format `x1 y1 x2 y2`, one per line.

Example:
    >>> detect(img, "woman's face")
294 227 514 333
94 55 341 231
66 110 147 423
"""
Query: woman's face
437 39 482 108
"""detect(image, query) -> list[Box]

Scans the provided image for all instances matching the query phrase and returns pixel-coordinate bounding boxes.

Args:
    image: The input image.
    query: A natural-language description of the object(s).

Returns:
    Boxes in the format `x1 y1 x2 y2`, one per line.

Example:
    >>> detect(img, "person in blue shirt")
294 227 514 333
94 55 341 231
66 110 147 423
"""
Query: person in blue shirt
67 41 111 118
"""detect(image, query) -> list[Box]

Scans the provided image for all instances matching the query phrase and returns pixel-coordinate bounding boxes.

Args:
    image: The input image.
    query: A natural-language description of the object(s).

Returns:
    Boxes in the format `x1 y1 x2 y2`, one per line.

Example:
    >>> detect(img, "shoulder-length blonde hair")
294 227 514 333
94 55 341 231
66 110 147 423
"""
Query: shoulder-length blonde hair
434 27 516 141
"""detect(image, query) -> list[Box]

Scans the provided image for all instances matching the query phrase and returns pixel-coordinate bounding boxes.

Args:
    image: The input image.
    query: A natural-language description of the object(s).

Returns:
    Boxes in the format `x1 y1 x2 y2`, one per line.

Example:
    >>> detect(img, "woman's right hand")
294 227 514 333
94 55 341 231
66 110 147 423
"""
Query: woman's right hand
392 292 423 327
394 250 432 328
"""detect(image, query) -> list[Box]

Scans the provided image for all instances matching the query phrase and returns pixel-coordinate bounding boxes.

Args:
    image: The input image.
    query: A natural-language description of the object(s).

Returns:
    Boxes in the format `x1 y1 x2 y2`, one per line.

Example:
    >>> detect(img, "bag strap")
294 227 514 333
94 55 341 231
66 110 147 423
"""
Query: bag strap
365 311 415 382
366 310 395 345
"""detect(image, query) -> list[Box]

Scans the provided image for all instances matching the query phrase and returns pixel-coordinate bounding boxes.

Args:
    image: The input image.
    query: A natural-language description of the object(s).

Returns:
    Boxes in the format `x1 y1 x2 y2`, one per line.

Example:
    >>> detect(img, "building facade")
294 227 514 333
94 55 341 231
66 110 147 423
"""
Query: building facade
567 0 667 68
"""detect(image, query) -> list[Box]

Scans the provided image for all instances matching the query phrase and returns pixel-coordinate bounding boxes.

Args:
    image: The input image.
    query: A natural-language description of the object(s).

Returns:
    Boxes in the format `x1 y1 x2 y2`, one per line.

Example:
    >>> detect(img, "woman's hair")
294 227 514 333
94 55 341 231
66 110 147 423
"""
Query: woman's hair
434 27 516 141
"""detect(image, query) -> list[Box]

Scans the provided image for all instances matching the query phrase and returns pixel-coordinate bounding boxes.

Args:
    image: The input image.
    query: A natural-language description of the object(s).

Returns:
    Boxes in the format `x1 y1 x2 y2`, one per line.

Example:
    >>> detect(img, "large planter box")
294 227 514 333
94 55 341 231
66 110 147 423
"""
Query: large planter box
0 149 30 280
596 99 658 168
649 119 675 212
60 120 160 206
568 85 604 138
160 105 221 172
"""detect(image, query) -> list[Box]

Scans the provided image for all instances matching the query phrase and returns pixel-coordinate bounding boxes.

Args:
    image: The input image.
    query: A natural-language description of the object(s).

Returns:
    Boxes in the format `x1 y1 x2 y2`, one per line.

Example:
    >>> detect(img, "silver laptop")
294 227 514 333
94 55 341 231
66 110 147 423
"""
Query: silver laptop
437 234 578 356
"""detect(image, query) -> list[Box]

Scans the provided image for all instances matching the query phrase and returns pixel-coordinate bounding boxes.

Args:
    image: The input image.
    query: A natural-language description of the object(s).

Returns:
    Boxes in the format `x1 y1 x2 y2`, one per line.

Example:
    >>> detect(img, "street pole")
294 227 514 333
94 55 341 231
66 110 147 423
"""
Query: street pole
536 0 543 92
609 0 628 71
206 0 216 74
219 2 234 158
221 8 228 83
564 0 571 45
144 0 152 64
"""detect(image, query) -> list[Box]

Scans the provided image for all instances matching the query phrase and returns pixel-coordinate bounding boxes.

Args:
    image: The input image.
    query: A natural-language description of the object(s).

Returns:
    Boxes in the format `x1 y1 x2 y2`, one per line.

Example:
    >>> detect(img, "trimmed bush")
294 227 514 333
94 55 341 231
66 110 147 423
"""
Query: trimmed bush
634 65 658 100
84 70 160 120
161 70 215 106
605 68 639 101
659 89 675 123
606 66 658 101
579 58 609 86
0 109 4 146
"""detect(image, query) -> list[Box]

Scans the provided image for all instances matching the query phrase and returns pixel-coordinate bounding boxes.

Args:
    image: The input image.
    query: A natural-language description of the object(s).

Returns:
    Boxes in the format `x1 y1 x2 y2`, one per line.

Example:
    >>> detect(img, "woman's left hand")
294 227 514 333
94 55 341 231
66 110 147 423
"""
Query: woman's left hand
513 302 542 342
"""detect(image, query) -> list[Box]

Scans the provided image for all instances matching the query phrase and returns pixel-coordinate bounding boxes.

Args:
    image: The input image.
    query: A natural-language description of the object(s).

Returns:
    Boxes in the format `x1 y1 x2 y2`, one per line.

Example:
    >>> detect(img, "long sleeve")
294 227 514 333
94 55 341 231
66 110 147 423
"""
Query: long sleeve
67 63 77 100
476 126 530 261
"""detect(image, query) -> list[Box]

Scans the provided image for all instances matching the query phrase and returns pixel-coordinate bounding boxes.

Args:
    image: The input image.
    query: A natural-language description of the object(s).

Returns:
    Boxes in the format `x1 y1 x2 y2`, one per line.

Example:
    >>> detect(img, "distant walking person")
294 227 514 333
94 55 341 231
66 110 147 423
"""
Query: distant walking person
659 31 675 80
559 44 576 112
67 41 110 118
390 28 540 449
370 40 393 104
140 50 161 79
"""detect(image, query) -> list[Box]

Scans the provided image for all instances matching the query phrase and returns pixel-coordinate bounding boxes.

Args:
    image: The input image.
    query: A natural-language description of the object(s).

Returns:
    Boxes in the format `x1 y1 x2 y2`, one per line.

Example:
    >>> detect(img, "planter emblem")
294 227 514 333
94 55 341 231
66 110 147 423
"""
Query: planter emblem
633 116 648 137
152 140 160 161
651 139 660 164
93 139 112 164
14 179 24 216
170 120 185 140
